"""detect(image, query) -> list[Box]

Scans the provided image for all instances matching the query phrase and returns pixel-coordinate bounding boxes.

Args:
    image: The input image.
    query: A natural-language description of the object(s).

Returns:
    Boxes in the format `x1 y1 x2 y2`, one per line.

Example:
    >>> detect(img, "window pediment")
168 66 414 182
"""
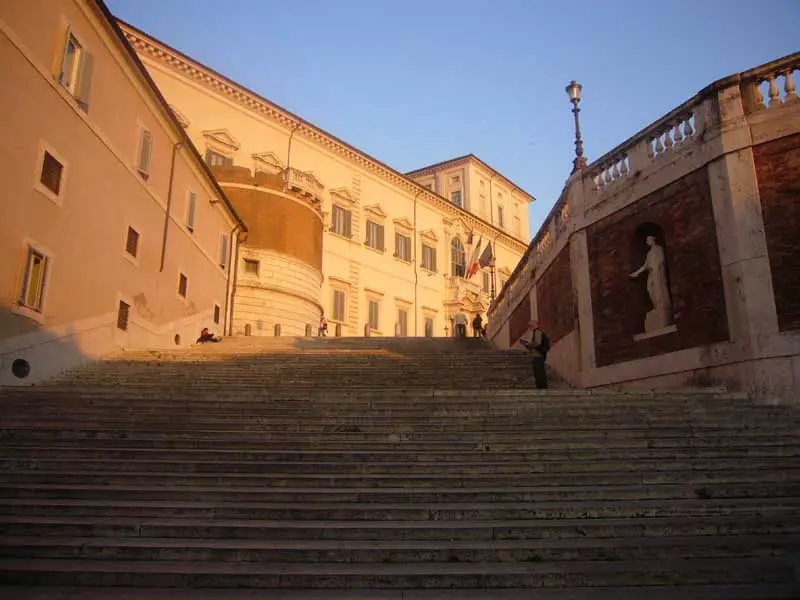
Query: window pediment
363 203 387 220
393 217 414 232
252 151 284 173
328 275 352 289
364 287 384 298
499 266 512 277
419 229 439 243
202 129 240 151
169 105 190 129
331 187 357 205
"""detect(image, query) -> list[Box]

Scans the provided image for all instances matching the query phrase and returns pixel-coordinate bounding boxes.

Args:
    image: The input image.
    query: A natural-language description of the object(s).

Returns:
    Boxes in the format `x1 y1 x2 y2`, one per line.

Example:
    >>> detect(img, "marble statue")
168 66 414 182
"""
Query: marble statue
629 235 673 332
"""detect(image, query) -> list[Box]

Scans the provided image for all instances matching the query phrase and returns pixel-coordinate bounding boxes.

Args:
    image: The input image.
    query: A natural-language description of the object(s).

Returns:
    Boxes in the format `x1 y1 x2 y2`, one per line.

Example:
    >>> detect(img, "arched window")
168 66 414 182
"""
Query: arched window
451 237 466 278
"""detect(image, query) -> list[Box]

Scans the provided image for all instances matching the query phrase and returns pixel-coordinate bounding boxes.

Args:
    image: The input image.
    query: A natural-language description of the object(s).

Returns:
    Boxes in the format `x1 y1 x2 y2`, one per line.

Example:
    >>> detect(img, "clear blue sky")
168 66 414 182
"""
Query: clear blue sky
108 0 799 238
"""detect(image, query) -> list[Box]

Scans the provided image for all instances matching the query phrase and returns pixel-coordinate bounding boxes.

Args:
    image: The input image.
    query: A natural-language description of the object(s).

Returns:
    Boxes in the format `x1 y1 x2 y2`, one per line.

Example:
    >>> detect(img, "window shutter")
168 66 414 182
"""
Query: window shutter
344 210 352 237
75 51 94 112
138 129 153 174
378 225 384 251
186 192 197 231
52 24 71 79
219 234 229 269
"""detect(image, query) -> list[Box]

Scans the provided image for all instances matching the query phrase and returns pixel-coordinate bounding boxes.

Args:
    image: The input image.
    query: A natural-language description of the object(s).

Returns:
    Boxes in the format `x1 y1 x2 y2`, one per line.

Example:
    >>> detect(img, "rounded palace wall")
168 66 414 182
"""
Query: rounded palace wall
216 168 323 273
235 248 323 337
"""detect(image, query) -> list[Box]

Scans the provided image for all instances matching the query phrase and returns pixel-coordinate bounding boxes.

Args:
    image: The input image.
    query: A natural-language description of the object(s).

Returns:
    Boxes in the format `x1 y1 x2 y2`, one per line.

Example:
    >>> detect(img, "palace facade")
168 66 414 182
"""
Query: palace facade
121 23 534 337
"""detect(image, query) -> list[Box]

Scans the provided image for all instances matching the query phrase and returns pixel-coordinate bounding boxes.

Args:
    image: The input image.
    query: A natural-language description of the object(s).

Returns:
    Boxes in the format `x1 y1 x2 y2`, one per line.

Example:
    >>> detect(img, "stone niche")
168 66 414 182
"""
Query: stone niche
629 222 677 341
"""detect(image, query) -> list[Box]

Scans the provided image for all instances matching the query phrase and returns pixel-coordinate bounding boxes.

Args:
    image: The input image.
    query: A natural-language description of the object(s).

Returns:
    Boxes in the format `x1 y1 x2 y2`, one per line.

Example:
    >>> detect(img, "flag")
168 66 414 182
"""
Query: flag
478 242 493 269
466 236 483 279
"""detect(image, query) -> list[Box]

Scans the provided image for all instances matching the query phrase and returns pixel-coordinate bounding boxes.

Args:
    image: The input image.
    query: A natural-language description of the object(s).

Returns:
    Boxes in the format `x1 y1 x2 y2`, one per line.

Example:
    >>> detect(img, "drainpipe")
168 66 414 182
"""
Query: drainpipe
223 223 239 335
227 230 242 336
284 121 302 191
413 189 422 336
159 142 182 272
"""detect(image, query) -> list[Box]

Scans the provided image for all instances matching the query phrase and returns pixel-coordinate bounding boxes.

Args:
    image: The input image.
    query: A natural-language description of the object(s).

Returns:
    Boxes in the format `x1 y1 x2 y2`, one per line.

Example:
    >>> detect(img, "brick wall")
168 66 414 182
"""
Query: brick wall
535 244 574 345
753 133 800 332
587 167 728 367
216 168 323 272
507 296 531 346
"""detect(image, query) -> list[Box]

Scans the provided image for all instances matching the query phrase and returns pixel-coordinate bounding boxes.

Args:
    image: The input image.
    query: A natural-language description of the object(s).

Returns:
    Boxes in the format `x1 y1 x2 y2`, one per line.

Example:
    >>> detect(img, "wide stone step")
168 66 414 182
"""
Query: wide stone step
3 482 798 503
0 497 797 521
3 444 799 462
0 555 794 588
3 455 798 475
3 468 799 488
4 428 796 448
1 533 798 563
3 513 797 540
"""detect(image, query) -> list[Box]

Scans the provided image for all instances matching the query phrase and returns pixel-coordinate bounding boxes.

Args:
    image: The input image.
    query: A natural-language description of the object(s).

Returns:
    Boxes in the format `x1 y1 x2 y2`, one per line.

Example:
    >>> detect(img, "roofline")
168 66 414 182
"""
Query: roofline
90 0 247 232
405 154 537 204
115 18 529 247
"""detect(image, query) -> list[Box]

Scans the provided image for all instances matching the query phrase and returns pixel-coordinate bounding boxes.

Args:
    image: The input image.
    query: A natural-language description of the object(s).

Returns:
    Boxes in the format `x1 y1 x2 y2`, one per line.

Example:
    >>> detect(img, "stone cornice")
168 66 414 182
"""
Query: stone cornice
119 22 528 254
363 203 387 220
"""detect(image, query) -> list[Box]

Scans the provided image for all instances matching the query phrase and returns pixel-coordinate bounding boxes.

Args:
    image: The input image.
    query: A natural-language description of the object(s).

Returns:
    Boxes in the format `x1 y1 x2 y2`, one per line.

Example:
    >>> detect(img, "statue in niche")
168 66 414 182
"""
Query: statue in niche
629 235 673 332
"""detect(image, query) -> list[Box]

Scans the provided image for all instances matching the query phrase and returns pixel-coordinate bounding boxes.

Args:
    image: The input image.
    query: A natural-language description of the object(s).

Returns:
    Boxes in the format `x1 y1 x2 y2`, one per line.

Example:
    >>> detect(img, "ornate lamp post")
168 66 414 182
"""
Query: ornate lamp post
566 80 587 173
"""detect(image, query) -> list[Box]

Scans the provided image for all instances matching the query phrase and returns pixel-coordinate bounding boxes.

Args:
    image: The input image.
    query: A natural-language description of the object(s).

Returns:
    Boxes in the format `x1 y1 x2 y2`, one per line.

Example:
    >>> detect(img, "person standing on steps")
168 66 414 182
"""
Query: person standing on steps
472 313 483 338
454 311 468 338
318 312 328 337
519 319 550 389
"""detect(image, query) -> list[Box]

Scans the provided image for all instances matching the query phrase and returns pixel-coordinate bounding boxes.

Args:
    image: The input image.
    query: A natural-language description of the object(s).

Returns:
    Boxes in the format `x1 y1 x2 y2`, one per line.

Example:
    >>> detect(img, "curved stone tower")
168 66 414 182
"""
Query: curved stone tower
213 166 324 336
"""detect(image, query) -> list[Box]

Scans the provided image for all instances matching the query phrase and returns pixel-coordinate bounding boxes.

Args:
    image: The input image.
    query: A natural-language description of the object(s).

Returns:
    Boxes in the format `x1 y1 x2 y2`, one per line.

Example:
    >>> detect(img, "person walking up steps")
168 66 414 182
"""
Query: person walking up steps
519 319 550 389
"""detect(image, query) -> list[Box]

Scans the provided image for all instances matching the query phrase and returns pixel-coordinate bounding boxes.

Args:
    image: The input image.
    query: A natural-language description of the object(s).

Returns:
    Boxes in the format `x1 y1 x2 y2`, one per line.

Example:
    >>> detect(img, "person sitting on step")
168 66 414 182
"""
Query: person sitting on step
197 327 221 343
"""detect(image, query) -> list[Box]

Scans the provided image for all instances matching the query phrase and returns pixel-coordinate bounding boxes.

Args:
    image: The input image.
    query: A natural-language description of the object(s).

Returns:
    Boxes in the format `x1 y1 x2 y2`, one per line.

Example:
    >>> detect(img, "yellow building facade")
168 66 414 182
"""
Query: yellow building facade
121 23 534 337
0 0 245 385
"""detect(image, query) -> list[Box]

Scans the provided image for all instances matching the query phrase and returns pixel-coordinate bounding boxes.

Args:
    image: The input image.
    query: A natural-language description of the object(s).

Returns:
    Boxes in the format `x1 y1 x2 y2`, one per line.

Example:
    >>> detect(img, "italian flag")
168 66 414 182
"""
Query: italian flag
466 235 483 279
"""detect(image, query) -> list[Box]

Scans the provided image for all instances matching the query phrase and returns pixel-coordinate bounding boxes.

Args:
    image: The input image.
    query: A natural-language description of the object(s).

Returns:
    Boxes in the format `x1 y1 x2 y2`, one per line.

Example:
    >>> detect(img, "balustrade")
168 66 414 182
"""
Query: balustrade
648 113 696 160
751 64 799 111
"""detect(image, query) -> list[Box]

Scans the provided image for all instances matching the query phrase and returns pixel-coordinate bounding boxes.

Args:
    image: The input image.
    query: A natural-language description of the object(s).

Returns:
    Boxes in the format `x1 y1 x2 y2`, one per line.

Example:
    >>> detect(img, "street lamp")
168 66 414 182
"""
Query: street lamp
566 80 587 173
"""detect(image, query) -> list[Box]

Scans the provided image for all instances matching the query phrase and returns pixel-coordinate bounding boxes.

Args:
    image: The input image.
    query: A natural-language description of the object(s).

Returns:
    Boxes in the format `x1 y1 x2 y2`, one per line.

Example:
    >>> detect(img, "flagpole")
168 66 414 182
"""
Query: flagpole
489 255 497 302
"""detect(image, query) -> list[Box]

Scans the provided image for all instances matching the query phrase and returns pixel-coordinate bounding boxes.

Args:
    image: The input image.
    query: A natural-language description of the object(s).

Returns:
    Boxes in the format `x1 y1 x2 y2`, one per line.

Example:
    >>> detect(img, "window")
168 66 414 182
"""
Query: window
116 300 130 331
368 300 380 331
213 304 221 324
497 205 505 228
40 152 63 196
333 290 346 322
397 309 408 337
205 149 233 168
483 271 490 293
219 233 229 269
243 259 259 275
19 247 49 312
421 244 437 272
178 273 188 298
394 232 411 262
125 226 139 258
514 215 521 236
424 317 434 337
331 205 352 238
137 128 153 179
451 190 462 208
366 220 384 251
58 31 93 111
186 191 197 233
480 194 487 216
450 237 466 278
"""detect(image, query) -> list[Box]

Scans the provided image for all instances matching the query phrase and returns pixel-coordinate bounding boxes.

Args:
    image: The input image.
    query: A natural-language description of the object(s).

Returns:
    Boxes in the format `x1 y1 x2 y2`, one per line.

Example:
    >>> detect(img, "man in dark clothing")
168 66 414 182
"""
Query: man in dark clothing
519 319 548 389
197 327 221 343
472 313 483 338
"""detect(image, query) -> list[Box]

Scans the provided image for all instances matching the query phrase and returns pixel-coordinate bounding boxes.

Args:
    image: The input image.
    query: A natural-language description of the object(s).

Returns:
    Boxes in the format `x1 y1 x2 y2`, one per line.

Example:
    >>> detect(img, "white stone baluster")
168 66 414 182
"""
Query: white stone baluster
655 134 666 156
754 80 766 109
620 155 629 176
647 138 655 160
768 74 781 107
673 121 684 144
683 114 695 138
663 127 674 150
612 161 621 181
784 69 798 102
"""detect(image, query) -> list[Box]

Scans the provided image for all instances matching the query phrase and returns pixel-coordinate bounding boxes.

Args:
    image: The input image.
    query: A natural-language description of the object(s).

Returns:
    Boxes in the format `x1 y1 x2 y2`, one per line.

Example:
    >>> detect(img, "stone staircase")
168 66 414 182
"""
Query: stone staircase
0 336 798 599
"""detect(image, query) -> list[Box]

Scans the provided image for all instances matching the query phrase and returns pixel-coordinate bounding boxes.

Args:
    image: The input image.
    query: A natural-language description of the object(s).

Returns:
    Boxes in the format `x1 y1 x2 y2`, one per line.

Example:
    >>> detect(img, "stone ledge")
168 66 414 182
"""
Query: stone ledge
633 325 678 342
